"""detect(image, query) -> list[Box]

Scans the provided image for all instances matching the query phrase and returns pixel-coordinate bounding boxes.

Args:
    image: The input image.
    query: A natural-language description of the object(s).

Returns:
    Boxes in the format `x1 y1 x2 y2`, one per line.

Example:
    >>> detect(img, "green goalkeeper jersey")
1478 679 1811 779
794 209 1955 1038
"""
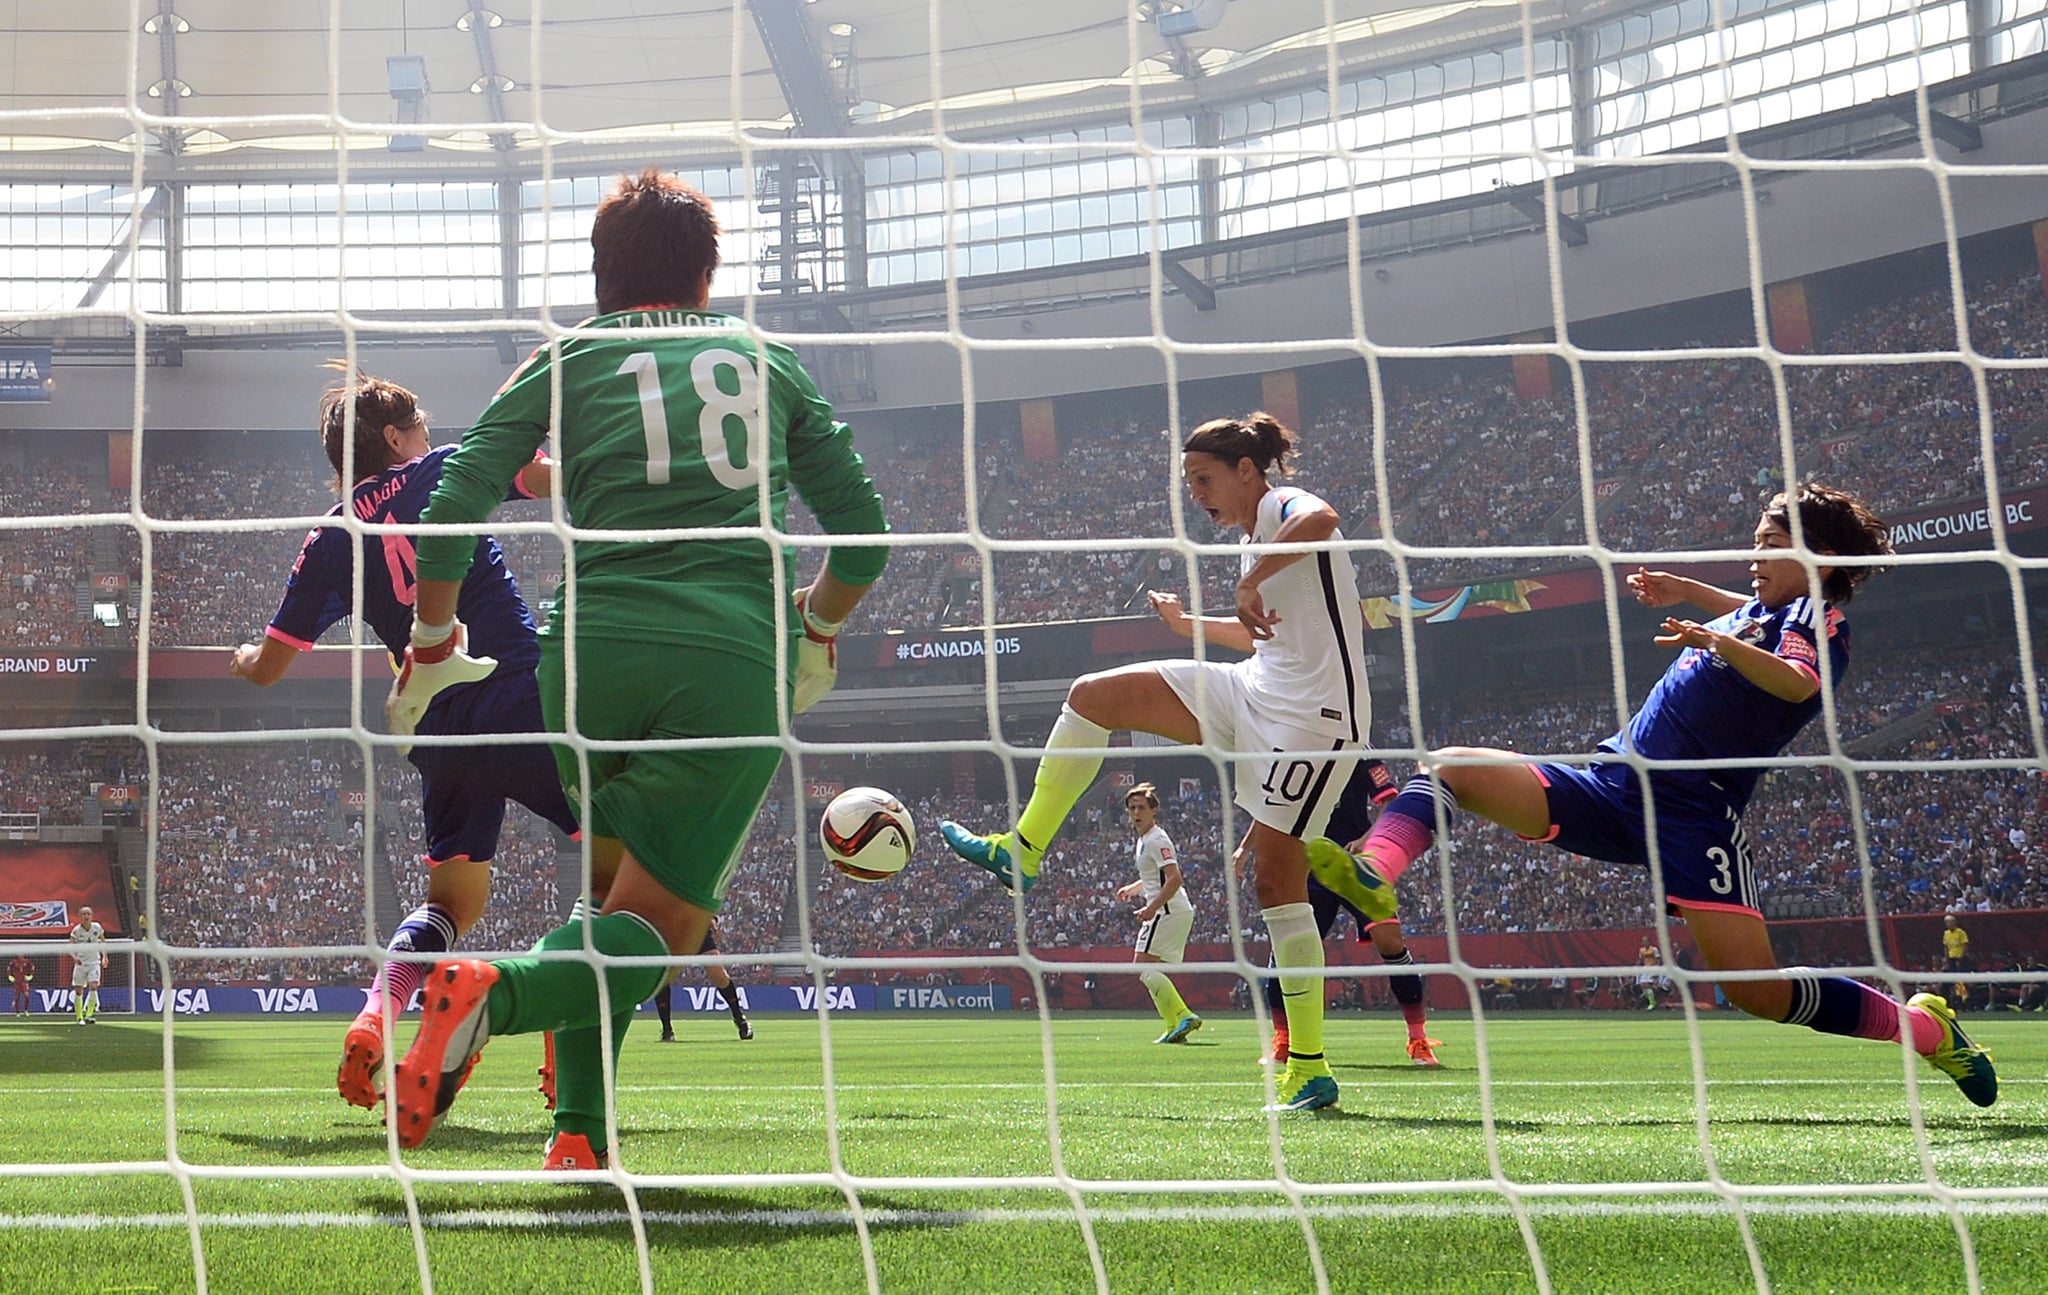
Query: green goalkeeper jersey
417 308 888 661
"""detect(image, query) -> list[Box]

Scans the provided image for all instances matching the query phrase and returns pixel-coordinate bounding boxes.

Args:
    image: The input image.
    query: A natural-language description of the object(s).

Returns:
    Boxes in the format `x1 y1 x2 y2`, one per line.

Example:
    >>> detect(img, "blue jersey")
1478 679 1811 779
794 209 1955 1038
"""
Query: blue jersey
267 446 542 711
1604 594 1845 812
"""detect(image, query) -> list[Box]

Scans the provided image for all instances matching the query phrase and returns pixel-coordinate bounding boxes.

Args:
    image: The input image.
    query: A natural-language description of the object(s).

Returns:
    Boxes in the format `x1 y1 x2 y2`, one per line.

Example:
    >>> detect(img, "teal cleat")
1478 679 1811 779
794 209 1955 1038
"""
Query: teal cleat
1909 993 1998 1107
1155 1015 1203 1045
939 821 1037 895
1304 837 1398 923
1264 1065 1340 1113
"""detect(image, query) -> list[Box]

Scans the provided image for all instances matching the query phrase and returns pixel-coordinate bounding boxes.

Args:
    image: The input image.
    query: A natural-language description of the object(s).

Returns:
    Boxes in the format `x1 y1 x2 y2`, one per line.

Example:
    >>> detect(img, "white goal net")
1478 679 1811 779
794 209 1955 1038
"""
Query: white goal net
1 0 2045 1292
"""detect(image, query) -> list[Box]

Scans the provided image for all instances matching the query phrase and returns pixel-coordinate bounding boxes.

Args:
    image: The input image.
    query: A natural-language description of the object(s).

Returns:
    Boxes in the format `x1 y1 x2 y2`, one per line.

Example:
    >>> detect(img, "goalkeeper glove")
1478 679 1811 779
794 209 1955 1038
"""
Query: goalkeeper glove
792 591 843 714
386 619 497 751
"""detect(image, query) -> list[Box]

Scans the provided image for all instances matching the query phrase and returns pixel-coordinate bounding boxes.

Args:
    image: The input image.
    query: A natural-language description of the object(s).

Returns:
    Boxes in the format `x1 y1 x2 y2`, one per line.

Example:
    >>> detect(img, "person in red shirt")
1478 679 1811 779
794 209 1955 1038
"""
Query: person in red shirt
8 954 33 1016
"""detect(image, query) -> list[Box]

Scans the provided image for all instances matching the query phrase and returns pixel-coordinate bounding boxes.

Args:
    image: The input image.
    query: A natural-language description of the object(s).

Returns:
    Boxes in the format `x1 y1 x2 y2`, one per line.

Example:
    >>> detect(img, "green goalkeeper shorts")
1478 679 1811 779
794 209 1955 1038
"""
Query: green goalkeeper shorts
537 635 784 913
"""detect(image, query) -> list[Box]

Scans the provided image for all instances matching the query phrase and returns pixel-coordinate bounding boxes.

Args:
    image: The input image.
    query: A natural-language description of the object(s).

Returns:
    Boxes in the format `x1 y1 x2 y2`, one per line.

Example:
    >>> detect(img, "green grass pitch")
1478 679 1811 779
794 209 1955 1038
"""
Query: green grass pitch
0 1010 2041 1294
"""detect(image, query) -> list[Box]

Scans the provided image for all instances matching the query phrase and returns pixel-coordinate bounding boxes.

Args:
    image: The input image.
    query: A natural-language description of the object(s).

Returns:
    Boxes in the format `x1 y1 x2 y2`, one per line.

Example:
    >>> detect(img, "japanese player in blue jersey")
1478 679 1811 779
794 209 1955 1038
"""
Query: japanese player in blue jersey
230 367 581 1112
1255 758 1441 1067
1309 483 1998 1107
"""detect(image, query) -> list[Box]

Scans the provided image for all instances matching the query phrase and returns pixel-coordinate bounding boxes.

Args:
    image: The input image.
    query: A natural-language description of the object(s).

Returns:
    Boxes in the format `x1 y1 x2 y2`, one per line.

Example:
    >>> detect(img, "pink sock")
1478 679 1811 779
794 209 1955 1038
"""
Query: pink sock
1846 983 1941 1056
1901 1003 1942 1056
1360 815 1433 884
1402 1002 1428 1041
362 960 427 1024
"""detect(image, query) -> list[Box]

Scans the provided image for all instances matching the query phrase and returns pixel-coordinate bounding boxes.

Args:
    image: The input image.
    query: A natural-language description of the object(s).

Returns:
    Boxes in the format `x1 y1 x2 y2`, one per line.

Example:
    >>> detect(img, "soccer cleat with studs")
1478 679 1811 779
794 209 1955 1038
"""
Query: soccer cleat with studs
1303 837 1398 923
1154 1014 1203 1045
1909 992 1998 1107
938 822 1038 895
1265 1062 1340 1113
542 1131 609 1172
1406 1036 1444 1068
337 1019 386 1109
392 959 498 1149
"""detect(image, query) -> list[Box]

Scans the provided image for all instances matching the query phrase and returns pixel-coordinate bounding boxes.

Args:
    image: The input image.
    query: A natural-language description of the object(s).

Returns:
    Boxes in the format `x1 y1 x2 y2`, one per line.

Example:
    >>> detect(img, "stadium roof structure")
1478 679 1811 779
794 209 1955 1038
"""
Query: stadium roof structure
1 0 1634 173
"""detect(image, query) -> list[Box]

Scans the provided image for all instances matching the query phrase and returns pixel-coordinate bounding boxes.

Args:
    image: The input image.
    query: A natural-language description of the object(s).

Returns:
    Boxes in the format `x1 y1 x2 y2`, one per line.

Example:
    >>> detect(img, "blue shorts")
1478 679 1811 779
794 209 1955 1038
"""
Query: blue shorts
1527 761 1760 917
410 670 580 864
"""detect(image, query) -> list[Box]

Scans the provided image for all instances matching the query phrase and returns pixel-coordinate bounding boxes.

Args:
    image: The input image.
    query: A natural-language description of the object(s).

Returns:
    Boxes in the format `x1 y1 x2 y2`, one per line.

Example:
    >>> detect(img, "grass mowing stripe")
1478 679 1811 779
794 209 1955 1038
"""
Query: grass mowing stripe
4 1015 2040 1294
9 1198 2048 1232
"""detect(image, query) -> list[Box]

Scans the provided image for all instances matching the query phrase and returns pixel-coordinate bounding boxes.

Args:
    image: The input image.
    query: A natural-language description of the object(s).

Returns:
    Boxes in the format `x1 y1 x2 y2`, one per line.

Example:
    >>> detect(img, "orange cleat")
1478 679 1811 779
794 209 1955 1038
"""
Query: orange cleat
1407 1036 1444 1068
392 960 499 1150
337 1018 386 1110
542 1131 609 1172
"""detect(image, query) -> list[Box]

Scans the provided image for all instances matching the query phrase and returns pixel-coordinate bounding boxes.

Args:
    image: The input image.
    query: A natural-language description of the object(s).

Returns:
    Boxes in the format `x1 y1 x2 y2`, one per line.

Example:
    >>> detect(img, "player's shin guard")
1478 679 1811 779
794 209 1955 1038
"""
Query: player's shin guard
368 903 457 1024
1782 973 1941 1054
484 912 670 1038
1139 969 1192 1026
1265 903 1327 1066
1013 705 1110 861
1358 777 1459 885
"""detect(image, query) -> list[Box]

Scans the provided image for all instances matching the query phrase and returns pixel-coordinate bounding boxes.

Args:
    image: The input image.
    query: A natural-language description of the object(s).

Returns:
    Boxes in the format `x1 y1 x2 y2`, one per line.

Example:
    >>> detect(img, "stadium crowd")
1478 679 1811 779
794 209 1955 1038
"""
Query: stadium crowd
5 625 2040 982
4 251 2046 646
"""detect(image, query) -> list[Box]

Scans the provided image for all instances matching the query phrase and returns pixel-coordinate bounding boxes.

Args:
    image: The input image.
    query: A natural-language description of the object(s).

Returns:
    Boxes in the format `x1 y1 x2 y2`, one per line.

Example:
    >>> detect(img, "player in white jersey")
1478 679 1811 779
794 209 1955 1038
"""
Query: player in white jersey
1116 784 1201 1044
942 413 1393 1112
69 906 106 1025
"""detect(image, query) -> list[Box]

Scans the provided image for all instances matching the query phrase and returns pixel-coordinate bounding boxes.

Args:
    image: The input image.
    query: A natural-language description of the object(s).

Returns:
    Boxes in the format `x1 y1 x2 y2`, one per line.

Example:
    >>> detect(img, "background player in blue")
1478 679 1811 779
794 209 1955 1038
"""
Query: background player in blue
230 367 581 1110
1312 483 1999 1107
1252 759 1442 1067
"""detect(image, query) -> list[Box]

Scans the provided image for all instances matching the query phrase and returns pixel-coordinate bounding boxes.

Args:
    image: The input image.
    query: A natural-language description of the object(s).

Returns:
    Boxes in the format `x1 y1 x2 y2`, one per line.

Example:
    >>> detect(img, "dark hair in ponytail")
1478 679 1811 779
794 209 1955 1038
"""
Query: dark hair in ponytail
318 361 426 489
1183 411 1297 478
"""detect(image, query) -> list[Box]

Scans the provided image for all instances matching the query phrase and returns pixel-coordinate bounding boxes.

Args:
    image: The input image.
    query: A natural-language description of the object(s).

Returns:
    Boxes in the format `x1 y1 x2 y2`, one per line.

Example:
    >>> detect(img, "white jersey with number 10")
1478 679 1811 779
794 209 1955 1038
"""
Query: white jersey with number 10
1239 486 1369 741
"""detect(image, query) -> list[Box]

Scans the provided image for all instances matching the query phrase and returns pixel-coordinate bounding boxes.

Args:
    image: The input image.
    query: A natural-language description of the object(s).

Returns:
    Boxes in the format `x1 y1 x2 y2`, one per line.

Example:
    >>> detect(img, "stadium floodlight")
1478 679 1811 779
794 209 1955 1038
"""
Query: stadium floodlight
1156 0 1228 38
386 53 429 152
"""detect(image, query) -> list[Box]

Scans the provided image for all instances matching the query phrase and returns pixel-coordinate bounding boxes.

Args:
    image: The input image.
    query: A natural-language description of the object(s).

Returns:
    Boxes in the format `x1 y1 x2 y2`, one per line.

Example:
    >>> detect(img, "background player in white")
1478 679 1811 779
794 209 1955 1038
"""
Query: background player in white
1116 783 1200 1044
943 413 1393 1111
69 906 106 1025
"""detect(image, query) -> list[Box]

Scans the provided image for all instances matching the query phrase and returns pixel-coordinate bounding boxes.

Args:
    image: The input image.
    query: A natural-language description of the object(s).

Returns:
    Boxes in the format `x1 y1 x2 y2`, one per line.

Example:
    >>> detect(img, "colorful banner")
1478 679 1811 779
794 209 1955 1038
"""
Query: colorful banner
0 346 53 402
1510 334 1552 402
0 847 120 936
1767 280 1814 354
1020 397 1057 463
23 982 878 1016
1360 577 1556 629
1260 370 1300 431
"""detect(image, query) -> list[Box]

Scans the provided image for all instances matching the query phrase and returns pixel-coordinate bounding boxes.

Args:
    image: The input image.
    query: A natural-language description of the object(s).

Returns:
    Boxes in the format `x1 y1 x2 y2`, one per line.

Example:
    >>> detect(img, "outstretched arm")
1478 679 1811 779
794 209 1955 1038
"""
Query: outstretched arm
1148 590 1256 654
1628 567 1749 618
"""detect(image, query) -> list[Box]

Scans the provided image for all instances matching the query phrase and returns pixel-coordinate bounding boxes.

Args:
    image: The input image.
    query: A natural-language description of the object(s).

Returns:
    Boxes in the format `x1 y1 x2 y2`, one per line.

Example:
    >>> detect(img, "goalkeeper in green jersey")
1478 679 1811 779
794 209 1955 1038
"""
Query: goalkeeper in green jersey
388 169 889 1166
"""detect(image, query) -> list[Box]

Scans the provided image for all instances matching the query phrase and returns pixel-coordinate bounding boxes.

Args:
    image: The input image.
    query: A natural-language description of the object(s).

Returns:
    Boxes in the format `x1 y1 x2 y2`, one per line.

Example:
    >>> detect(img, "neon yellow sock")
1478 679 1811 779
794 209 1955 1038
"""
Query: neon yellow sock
1267 903 1327 1068
1140 969 1192 1025
1013 705 1110 862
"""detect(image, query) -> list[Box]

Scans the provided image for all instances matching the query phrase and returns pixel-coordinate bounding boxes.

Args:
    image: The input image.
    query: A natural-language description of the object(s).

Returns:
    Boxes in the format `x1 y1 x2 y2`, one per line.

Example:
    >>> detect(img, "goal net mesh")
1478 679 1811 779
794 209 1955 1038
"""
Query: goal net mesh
0 0 2044 1291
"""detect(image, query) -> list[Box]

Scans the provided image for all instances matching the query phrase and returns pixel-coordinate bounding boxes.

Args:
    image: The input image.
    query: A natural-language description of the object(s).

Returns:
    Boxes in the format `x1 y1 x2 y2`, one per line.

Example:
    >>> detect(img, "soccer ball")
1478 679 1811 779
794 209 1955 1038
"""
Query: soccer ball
821 787 915 883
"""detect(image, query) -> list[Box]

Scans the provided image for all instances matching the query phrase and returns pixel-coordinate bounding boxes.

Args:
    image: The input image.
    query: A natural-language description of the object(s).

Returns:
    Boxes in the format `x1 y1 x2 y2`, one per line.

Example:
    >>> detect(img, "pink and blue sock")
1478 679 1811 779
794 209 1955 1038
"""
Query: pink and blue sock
1783 974 1940 1055
1359 776 1460 884
364 903 457 1022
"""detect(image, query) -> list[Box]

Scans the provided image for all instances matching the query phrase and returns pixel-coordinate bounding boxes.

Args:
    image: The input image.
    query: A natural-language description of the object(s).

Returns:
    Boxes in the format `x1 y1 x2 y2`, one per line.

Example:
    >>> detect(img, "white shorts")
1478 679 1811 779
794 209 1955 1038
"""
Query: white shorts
73 965 101 990
1135 907 1195 962
1155 659 1355 840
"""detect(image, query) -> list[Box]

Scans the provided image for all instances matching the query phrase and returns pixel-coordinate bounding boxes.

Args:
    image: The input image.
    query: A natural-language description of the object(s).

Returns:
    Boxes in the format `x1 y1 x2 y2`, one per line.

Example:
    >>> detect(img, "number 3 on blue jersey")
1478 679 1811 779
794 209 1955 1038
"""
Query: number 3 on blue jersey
617 347 763 490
